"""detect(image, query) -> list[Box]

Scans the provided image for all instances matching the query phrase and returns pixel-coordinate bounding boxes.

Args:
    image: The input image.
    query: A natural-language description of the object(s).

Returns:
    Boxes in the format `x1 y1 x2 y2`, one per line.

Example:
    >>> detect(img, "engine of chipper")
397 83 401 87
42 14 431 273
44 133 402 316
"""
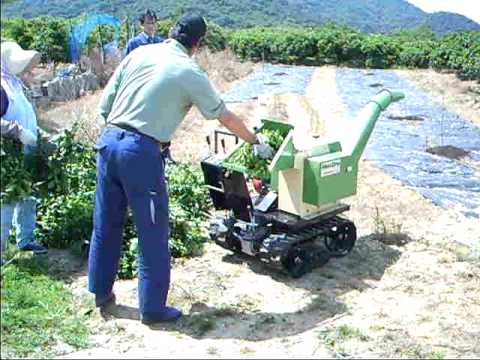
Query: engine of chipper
201 89 405 277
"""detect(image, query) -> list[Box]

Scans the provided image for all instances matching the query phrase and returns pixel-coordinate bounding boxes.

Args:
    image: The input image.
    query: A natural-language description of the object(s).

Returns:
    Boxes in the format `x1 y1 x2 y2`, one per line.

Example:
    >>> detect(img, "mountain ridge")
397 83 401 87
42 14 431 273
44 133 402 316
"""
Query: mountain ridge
1 0 479 35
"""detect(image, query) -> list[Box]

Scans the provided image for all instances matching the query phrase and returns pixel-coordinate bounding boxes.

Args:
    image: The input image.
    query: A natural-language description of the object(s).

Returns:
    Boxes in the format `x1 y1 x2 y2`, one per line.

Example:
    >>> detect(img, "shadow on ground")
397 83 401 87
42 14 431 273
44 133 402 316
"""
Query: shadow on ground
103 234 402 341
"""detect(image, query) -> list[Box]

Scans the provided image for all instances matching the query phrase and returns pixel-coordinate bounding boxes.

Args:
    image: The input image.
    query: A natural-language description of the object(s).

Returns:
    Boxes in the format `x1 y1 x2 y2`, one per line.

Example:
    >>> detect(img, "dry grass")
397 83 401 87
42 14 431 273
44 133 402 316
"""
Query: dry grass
195 48 255 93
37 91 103 144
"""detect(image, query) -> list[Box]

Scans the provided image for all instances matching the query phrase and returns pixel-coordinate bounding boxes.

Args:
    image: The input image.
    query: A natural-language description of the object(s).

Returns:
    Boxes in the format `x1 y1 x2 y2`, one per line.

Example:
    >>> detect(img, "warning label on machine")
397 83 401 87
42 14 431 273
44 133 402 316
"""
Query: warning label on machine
321 160 341 177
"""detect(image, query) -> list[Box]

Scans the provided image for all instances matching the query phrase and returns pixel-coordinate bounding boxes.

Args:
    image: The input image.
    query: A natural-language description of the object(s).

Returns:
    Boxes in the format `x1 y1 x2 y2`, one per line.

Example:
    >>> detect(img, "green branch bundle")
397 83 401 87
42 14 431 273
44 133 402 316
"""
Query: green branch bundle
0 137 32 204
227 128 288 179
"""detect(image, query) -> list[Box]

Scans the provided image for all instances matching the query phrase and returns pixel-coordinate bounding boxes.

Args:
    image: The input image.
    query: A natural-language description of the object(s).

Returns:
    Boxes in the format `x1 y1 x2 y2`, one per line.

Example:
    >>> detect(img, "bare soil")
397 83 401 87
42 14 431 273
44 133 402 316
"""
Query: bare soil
36 60 480 359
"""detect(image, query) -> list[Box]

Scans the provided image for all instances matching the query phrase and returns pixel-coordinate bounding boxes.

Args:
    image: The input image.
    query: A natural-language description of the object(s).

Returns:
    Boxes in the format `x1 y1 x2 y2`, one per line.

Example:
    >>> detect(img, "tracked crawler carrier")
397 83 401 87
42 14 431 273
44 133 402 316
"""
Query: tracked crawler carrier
201 89 405 277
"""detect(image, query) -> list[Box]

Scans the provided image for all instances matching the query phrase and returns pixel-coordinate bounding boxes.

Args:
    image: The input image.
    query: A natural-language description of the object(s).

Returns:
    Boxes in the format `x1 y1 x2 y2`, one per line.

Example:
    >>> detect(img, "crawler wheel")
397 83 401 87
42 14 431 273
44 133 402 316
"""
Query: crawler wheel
281 247 312 278
224 231 243 253
325 221 357 257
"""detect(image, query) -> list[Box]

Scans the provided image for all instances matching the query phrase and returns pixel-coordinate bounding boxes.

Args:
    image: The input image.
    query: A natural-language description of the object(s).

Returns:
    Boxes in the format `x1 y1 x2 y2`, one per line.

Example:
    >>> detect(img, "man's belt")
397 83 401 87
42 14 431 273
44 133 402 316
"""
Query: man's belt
110 123 171 149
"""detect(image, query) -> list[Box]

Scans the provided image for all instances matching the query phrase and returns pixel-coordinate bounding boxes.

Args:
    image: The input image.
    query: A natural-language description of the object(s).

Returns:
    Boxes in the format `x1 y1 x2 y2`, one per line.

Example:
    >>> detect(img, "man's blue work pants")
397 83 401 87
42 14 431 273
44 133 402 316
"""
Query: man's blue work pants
88 127 170 318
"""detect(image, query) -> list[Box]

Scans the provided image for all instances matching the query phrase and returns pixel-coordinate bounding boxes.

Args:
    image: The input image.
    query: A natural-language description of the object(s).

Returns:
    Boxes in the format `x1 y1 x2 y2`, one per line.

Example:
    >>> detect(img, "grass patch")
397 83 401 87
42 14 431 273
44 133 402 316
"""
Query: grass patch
373 207 410 246
1 255 89 358
319 324 369 355
337 325 368 340
427 351 445 360
182 304 238 337
207 346 219 355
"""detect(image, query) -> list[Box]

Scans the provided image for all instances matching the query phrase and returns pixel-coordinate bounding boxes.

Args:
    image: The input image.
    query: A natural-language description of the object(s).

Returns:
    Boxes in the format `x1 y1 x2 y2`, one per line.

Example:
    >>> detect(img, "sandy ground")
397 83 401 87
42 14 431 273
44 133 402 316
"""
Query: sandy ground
38 65 480 359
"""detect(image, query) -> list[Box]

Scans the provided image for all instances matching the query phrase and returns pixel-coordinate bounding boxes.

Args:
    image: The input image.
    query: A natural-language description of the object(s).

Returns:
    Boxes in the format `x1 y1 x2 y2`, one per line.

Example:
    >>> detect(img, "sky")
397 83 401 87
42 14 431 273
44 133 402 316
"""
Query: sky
406 0 480 24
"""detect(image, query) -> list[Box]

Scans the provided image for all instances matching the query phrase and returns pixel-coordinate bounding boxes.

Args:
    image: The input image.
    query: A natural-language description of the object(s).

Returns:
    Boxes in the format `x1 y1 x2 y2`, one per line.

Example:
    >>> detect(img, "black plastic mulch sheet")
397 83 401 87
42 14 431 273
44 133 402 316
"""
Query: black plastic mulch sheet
336 68 480 222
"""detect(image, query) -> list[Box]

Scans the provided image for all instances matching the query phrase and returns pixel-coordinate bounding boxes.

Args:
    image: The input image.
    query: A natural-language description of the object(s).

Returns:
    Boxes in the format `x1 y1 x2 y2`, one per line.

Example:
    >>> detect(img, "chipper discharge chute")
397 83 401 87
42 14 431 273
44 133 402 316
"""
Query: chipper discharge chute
201 89 405 277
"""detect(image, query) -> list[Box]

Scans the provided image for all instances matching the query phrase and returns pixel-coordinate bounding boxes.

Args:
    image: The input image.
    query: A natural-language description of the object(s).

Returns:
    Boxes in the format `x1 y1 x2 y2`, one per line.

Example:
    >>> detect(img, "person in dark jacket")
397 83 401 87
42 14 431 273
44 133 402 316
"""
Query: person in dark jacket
125 9 163 55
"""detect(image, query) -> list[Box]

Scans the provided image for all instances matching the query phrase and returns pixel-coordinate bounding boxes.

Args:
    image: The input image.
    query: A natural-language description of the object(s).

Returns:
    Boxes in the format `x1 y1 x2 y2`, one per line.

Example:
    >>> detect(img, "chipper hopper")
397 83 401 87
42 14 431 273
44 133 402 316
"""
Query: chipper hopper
201 89 405 277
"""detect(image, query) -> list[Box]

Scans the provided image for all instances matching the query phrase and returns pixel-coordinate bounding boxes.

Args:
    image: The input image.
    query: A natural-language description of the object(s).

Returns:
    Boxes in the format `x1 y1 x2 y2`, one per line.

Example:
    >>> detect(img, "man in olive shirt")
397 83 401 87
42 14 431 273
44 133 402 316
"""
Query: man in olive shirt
88 14 272 324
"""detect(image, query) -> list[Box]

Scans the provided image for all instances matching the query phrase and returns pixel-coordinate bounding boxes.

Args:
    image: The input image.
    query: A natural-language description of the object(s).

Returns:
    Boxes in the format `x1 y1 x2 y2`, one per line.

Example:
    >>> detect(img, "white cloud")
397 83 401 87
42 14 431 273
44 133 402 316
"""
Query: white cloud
406 0 480 24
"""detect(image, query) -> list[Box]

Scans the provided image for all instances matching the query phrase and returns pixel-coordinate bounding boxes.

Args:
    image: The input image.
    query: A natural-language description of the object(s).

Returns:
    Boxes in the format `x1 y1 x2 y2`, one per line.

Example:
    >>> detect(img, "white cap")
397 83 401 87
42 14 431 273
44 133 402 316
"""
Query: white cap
1 41 40 75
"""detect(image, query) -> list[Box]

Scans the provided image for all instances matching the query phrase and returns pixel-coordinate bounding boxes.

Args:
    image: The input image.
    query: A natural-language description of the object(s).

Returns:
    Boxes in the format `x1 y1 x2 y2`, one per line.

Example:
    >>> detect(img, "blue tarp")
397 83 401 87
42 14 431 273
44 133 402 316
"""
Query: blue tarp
69 14 121 63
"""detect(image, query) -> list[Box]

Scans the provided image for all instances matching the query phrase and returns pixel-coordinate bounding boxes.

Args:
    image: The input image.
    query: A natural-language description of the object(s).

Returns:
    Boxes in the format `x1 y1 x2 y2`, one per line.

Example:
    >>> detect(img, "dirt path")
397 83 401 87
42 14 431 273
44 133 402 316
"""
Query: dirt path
58 66 479 359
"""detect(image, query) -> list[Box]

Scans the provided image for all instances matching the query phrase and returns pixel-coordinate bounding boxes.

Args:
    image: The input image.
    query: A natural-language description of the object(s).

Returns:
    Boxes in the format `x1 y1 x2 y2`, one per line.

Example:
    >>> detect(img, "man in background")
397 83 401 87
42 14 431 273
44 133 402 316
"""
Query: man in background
125 9 163 55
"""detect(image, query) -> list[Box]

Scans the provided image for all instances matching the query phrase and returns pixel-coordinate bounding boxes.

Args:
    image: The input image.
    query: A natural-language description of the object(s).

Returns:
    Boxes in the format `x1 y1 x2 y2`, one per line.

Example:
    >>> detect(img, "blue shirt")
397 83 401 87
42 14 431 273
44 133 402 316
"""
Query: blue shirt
126 32 164 55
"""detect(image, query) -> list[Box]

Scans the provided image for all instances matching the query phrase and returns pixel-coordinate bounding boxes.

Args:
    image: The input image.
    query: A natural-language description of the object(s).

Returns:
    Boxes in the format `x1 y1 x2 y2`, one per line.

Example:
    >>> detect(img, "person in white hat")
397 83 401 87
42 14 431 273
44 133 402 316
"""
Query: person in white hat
1 41 48 260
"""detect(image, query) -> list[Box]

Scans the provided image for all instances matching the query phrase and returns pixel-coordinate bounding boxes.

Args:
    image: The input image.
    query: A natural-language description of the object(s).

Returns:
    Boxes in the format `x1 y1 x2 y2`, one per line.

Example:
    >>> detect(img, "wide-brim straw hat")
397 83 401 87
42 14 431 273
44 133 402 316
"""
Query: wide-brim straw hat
1 41 40 75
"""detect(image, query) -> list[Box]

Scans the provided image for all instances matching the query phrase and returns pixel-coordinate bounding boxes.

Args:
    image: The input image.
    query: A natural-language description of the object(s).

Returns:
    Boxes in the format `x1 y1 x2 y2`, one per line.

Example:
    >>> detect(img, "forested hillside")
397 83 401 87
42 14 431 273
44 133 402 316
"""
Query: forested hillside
1 0 479 34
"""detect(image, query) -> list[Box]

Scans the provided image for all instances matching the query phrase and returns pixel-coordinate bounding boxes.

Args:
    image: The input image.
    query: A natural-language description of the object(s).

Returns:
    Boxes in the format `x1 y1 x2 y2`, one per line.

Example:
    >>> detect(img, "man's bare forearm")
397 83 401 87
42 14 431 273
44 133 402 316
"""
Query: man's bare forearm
218 109 257 144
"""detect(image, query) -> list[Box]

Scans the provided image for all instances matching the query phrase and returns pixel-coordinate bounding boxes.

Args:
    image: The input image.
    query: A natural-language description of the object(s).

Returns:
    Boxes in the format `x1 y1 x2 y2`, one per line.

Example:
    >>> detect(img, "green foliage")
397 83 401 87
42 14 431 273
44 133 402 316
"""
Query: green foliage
431 31 480 79
157 18 175 38
0 17 34 49
229 26 328 64
164 163 212 258
166 163 211 218
0 137 32 204
36 191 95 249
1 15 227 63
1 11 476 78
229 25 373 66
118 236 138 279
229 24 479 78
389 25 436 42
390 25 437 68
230 24 402 68
169 203 207 258
85 24 117 52
34 126 97 249
36 126 96 197
19 125 212 278
1 256 89 358
203 21 228 51
227 128 288 179
360 34 400 69
397 40 435 68
269 28 320 64
1 16 69 62
118 163 212 279
3 0 480 35
316 24 366 66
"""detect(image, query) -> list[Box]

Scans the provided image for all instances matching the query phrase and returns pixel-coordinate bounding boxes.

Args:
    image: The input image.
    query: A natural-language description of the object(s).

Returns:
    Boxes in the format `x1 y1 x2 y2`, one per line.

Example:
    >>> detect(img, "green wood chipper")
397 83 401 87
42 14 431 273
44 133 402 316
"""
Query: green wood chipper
201 89 405 277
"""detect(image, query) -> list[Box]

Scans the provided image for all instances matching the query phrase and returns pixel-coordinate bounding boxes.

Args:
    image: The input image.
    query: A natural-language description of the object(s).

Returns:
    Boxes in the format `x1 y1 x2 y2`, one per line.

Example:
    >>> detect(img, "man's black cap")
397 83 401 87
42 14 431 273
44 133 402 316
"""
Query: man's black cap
174 14 207 42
